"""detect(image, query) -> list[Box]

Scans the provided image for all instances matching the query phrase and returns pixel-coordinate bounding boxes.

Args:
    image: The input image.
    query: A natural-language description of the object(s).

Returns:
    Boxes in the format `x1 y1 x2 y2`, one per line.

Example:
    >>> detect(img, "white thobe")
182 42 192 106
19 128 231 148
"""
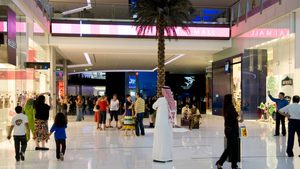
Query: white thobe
152 97 173 162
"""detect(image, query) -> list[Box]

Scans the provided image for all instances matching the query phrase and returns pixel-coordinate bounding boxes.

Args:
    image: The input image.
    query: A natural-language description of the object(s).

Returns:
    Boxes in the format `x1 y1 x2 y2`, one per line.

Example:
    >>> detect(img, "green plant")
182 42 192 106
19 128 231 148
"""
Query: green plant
134 0 193 96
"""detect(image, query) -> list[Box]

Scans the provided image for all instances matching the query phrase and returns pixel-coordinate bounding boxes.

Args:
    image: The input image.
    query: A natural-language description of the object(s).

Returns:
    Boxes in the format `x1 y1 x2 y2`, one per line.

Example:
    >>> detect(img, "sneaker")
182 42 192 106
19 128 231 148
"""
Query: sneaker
15 157 20 162
60 153 64 161
35 147 41 150
20 152 25 161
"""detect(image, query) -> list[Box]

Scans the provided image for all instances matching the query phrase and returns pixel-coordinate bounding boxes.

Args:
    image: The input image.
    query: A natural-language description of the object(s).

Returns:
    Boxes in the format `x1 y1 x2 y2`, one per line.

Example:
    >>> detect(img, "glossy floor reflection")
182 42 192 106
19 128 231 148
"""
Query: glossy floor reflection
0 115 299 169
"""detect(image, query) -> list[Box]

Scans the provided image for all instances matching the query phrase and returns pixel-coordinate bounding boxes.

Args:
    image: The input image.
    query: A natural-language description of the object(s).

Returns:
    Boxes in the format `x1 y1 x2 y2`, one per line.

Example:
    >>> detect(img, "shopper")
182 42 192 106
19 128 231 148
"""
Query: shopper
188 104 202 130
152 86 175 163
268 91 289 136
34 94 51 150
7 106 29 162
216 94 242 169
23 98 35 140
279 95 300 157
75 95 84 121
108 94 120 128
123 94 135 136
94 97 101 130
49 112 67 161
99 95 109 130
134 93 145 136
181 104 190 119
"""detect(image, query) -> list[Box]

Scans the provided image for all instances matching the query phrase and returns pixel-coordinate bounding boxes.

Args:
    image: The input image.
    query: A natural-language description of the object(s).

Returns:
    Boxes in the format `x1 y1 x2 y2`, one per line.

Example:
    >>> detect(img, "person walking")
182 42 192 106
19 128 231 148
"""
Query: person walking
268 91 289 136
23 98 35 141
99 95 109 130
49 112 67 161
134 93 145 136
7 106 29 161
279 95 300 157
34 94 51 150
108 94 119 128
216 94 242 169
75 95 84 121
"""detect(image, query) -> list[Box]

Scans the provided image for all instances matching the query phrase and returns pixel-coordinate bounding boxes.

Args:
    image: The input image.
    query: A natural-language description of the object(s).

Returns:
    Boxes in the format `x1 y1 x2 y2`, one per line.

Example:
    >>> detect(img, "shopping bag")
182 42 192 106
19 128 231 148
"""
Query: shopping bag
240 124 248 137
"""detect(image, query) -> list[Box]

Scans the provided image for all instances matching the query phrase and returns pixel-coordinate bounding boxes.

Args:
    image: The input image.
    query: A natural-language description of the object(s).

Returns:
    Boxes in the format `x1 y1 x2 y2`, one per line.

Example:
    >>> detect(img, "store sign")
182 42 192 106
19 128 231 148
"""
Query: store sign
24 62 50 70
239 28 290 38
7 8 16 66
0 70 34 80
128 75 136 89
51 23 230 38
282 76 293 86
181 76 195 90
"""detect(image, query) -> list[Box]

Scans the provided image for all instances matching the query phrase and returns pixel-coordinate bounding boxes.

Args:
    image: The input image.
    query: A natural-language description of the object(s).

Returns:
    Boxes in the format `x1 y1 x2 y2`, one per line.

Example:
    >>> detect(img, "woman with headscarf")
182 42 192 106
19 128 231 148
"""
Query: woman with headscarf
24 98 35 140
152 86 176 163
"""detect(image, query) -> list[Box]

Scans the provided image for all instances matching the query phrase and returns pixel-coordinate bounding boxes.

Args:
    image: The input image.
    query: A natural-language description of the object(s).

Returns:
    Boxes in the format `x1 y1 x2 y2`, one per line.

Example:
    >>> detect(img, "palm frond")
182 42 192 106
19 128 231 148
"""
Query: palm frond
134 0 194 39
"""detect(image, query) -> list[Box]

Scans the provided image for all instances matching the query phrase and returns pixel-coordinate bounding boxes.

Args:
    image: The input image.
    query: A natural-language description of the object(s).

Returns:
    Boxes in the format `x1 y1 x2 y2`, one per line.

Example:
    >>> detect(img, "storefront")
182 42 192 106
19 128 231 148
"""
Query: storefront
213 13 296 119
0 2 50 135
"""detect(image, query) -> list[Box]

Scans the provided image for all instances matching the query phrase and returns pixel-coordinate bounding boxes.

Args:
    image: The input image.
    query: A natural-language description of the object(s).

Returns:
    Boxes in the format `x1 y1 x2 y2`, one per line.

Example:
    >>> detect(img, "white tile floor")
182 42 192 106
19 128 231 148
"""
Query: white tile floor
0 115 299 169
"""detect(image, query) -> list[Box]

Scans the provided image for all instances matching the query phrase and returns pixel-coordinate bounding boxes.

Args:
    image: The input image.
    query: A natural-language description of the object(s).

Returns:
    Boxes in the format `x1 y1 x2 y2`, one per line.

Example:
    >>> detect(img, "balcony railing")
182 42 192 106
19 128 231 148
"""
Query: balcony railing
49 1 230 24
35 0 53 19
231 0 280 26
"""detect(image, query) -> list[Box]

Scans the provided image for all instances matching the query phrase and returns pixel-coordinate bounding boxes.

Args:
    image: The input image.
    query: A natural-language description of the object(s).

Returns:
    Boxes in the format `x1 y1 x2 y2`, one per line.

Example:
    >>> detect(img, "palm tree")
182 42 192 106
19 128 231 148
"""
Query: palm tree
134 0 193 97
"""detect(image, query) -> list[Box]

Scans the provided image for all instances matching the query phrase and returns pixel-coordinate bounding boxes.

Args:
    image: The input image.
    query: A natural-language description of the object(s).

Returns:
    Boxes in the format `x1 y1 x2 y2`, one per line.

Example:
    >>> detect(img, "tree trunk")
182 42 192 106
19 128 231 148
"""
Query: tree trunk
157 16 165 97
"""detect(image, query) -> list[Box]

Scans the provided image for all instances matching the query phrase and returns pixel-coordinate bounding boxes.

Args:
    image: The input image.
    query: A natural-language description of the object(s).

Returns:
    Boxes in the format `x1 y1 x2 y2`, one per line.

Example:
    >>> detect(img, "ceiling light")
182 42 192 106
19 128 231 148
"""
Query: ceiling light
152 54 185 71
209 60 213 63
84 52 92 65
68 64 93 68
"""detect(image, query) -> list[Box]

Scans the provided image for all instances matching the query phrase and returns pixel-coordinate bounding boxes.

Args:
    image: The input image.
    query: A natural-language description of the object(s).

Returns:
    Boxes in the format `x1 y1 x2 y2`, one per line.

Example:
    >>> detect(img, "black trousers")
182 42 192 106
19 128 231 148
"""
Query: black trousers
110 110 119 122
275 112 286 135
55 139 66 159
218 128 239 168
14 135 27 160
286 119 300 155
100 111 106 124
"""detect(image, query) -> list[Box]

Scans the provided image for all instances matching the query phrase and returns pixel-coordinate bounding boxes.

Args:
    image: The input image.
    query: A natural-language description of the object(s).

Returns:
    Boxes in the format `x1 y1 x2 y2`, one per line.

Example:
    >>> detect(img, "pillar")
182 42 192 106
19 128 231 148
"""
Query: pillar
63 59 68 96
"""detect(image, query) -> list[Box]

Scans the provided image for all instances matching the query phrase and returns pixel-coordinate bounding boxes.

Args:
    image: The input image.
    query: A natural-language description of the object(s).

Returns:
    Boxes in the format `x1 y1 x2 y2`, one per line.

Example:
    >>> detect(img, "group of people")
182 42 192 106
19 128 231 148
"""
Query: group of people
92 93 146 137
181 103 202 130
7 93 68 162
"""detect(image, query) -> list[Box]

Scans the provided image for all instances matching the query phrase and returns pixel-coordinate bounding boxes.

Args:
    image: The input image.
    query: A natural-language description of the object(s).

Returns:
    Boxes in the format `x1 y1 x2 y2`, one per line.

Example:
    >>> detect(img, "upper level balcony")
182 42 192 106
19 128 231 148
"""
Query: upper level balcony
49 1 231 25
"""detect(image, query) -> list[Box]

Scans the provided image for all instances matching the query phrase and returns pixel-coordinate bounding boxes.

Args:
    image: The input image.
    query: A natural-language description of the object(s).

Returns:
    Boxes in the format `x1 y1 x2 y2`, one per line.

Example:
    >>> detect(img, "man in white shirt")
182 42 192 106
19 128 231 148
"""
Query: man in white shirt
108 94 119 128
7 106 29 161
279 95 300 157
181 104 190 119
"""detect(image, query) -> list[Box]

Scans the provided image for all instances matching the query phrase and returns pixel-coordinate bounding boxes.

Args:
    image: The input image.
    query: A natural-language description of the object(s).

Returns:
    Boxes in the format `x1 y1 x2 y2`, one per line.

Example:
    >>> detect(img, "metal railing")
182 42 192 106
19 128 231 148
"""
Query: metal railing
49 1 230 24
231 0 280 26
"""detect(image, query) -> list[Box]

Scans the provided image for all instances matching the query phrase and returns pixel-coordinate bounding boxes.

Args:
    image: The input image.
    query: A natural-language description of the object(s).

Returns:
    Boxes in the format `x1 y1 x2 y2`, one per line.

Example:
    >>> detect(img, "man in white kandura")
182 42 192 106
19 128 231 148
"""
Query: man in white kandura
152 86 176 163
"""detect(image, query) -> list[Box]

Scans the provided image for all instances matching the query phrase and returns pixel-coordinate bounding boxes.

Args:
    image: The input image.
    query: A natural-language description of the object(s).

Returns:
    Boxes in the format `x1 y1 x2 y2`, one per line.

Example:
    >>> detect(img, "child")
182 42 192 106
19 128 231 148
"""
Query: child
7 106 29 162
49 112 67 161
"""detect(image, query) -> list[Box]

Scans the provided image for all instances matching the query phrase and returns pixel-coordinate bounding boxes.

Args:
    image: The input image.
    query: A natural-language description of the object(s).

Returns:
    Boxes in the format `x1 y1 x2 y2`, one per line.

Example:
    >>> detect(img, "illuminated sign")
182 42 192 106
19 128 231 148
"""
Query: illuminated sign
181 76 195 90
239 28 290 38
0 21 44 33
51 23 230 38
128 75 136 89
282 76 293 86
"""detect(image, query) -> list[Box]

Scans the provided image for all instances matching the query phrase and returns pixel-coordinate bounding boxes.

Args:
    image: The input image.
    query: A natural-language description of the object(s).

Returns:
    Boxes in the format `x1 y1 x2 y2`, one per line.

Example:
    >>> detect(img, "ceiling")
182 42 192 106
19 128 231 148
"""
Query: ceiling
49 0 238 7
50 36 231 74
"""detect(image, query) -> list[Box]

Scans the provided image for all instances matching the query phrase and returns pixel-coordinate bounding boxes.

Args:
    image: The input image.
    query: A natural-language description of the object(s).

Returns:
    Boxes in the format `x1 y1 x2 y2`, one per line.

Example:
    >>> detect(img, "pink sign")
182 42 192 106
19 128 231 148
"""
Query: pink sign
51 23 230 38
239 28 290 38
0 21 44 33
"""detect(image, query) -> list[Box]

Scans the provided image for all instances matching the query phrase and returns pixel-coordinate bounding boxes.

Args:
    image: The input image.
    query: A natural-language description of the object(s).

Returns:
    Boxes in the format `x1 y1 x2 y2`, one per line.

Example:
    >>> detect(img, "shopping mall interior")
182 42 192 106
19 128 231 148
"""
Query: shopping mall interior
1 0 300 168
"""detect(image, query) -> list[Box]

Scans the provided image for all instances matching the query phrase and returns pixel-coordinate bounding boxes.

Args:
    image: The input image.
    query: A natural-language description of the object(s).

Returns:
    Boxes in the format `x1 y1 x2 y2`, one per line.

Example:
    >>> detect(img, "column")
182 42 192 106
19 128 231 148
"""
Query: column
50 46 56 118
63 59 68 96
295 11 300 94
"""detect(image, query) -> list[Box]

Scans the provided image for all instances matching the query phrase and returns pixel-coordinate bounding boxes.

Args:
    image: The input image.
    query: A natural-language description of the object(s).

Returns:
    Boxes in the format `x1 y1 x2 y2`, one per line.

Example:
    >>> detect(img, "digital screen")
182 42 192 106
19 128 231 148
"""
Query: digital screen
224 61 230 73
128 75 136 89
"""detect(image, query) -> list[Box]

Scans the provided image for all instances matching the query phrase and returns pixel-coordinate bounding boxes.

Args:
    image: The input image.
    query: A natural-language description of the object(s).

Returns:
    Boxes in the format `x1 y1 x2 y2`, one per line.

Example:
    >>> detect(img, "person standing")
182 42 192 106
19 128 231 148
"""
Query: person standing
49 113 68 161
134 93 145 136
268 91 289 136
123 94 135 136
34 94 51 150
216 94 242 169
152 86 175 163
279 95 300 157
75 95 84 121
99 95 109 130
108 94 119 128
7 106 29 161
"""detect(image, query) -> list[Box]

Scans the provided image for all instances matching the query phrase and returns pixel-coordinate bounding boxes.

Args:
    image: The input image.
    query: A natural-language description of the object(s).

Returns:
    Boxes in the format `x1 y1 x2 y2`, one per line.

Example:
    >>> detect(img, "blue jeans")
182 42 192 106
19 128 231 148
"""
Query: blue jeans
135 113 145 136
287 119 300 155
76 107 84 121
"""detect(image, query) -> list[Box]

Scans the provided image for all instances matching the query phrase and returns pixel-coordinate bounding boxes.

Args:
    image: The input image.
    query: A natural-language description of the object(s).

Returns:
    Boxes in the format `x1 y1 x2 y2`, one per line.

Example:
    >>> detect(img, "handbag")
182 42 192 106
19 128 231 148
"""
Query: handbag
93 105 100 112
